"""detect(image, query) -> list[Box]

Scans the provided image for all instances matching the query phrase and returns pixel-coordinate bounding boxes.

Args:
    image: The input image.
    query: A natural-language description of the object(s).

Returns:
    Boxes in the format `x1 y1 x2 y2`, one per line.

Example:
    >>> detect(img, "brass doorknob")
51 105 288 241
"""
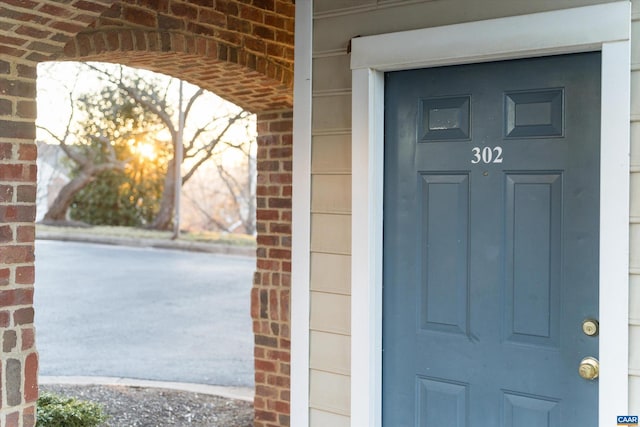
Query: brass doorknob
582 319 599 336
578 356 599 380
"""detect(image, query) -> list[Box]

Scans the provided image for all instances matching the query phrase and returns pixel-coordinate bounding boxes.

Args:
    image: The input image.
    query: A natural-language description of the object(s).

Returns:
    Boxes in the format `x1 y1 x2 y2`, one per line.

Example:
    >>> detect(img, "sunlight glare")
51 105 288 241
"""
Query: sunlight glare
136 142 157 161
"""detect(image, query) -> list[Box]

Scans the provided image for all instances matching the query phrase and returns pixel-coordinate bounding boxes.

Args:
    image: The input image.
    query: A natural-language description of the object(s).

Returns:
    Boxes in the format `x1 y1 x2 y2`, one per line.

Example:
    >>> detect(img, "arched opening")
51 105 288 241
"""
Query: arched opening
0 2 294 425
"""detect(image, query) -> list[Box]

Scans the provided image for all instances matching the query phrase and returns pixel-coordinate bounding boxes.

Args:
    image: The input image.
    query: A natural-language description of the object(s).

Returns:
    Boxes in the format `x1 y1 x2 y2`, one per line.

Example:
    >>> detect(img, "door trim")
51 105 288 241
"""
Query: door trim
350 3 631 427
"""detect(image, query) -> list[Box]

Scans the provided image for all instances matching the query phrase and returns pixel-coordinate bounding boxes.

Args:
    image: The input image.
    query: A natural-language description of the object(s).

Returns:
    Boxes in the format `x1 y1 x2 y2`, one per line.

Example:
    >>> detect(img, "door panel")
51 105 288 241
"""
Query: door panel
383 53 601 426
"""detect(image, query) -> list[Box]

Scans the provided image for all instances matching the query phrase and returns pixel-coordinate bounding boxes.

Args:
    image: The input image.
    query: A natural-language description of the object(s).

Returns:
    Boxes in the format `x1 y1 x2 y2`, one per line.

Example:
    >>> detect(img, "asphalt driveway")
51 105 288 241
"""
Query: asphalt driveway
34 240 255 388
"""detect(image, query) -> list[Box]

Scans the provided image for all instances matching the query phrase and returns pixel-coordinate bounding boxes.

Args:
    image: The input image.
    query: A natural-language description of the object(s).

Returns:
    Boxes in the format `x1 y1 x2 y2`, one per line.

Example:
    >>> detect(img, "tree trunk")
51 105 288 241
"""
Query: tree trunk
148 158 176 230
42 171 95 222
43 162 124 223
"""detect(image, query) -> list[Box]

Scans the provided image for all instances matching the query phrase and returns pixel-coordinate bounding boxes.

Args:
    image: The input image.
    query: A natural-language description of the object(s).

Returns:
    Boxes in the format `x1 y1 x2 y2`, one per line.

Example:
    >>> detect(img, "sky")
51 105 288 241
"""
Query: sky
35 61 256 166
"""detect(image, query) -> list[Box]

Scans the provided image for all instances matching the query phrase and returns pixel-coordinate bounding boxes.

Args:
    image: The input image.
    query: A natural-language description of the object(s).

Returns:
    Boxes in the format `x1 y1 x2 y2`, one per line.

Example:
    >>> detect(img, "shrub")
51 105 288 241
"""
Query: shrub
36 392 109 427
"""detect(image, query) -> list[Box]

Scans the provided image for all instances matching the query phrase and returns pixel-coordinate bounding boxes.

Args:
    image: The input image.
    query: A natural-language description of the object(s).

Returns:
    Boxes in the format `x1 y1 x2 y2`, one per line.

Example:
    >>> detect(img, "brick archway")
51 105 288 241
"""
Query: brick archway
1 2 293 426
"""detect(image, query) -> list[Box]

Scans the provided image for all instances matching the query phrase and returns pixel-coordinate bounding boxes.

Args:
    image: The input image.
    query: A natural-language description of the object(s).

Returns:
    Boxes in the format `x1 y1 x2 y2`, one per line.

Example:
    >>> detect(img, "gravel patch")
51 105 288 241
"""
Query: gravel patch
39 384 254 427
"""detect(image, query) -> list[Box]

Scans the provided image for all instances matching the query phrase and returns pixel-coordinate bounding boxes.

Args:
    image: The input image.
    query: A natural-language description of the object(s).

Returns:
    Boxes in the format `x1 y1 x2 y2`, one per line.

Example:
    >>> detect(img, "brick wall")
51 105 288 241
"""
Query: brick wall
252 111 292 427
0 58 39 426
1 2 295 426
59 0 294 112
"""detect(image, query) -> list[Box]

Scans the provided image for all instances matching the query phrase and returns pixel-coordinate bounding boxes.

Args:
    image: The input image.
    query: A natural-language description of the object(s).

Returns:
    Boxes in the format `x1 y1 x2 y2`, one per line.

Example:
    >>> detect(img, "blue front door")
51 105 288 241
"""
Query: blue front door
383 53 600 426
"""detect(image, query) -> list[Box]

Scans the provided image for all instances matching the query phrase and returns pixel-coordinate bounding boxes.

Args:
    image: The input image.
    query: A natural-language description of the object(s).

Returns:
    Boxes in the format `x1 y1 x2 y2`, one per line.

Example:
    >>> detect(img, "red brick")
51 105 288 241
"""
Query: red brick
24 352 37 402
16 100 36 119
0 246 34 264
269 173 291 184
268 198 290 209
0 288 33 306
0 119 35 139
0 98 12 116
0 225 12 243
255 409 277 422
268 248 290 259
23 404 35 426
0 164 36 182
0 269 9 286
254 396 266 409
106 31 119 51
53 20 86 35
0 60 10 74
0 205 36 222
274 400 289 413
268 147 291 158
21 328 34 351
170 1 197 19
0 311 9 327
266 350 290 362
256 257 277 271
258 160 279 171
255 359 277 372
123 5 157 27
279 290 290 321
0 34 27 47
16 185 35 203
0 79 35 98
5 412 19 426
0 185 13 203
16 64 35 79
14 307 33 325
269 289 279 320
15 266 33 284
120 30 134 51
0 143 13 159
38 2 74 17
268 120 292 132
269 223 290 234
257 209 279 221
17 144 36 161
255 334 278 348
93 32 107 53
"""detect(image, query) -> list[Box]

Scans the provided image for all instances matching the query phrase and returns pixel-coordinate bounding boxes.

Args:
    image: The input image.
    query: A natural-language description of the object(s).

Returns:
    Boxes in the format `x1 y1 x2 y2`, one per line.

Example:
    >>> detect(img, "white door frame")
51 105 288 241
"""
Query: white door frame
350 3 631 427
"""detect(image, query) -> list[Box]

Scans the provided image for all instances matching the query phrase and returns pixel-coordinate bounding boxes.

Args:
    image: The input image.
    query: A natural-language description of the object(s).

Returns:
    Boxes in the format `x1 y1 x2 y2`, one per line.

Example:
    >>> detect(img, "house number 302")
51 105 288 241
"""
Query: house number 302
471 146 504 164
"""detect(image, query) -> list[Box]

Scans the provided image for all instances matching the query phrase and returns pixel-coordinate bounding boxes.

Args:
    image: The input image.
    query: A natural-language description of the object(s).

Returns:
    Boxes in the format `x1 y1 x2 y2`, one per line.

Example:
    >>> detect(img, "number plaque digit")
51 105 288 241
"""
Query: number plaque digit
471 146 503 164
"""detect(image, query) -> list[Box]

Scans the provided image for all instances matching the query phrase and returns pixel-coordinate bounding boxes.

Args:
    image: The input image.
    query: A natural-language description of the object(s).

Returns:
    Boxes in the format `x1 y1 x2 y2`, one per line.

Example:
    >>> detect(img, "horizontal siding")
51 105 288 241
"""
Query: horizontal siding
313 54 352 92
631 275 640 321
311 134 351 174
310 252 351 295
312 93 351 131
309 370 351 415
309 24 353 423
310 330 351 375
631 71 640 121
310 213 351 254
310 291 351 335
632 375 640 413
311 174 351 214
310 408 350 427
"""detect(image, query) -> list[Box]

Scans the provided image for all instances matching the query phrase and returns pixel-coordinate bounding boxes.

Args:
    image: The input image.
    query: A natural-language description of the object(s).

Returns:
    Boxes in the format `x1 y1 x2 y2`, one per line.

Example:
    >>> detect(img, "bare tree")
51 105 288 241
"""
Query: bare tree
86 64 253 231
182 136 256 234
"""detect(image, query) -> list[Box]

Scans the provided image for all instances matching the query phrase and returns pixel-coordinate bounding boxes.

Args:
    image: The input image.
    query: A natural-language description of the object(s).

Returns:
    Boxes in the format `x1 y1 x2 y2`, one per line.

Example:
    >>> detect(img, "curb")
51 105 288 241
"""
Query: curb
36 232 256 257
39 376 254 402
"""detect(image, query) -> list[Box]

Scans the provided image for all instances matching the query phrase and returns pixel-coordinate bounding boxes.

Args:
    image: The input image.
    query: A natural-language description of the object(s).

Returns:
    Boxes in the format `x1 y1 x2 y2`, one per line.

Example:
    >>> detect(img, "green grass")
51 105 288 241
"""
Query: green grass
36 224 256 247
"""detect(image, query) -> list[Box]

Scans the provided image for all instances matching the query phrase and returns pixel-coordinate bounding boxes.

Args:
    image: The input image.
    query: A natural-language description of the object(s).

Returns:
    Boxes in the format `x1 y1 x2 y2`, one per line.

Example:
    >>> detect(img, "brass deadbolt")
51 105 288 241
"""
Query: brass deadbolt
582 319 599 336
578 356 599 380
